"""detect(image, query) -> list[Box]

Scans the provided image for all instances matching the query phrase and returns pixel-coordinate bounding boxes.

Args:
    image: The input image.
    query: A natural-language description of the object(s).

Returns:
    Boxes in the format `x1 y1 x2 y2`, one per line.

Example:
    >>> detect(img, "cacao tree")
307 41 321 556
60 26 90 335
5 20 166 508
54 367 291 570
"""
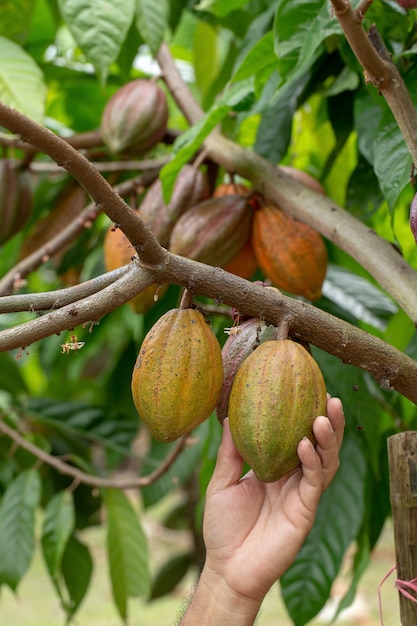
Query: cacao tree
0 0 417 624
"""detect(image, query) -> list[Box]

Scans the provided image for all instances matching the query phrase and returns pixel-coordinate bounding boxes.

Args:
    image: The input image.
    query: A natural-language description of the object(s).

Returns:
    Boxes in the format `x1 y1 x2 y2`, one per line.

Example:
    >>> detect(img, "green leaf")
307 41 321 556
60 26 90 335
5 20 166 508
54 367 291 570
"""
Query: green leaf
193 20 218 99
61 533 93 619
41 491 75 584
273 0 340 79
160 78 253 201
374 108 412 209
0 36 46 122
232 31 275 83
195 0 250 17
58 0 136 84
280 431 367 625
0 353 27 397
0 470 41 590
136 0 169 57
0 0 35 44
105 488 151 621
149 551 193 600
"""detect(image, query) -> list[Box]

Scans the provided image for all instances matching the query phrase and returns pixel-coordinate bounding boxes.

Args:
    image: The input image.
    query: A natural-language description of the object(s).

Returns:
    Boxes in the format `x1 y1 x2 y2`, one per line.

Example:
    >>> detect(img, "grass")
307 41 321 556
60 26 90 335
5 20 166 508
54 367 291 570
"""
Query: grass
0 501 400 626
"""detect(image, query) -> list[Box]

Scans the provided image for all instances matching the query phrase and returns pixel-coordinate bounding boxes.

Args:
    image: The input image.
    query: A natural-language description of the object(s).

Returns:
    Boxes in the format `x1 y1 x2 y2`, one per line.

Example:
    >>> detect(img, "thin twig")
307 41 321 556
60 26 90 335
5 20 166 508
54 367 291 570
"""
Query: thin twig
0 417 190 489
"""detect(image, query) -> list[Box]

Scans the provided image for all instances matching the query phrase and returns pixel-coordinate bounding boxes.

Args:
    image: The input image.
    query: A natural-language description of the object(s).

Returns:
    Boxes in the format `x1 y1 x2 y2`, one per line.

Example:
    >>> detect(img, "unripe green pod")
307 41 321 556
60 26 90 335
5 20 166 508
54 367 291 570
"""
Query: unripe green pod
228 339 327 482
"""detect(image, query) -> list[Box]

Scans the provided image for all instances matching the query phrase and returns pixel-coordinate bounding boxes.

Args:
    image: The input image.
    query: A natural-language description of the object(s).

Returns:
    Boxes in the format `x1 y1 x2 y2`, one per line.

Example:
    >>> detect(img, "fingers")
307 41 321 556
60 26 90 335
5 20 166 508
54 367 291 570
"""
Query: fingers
207 418 245 493
313 396 344 490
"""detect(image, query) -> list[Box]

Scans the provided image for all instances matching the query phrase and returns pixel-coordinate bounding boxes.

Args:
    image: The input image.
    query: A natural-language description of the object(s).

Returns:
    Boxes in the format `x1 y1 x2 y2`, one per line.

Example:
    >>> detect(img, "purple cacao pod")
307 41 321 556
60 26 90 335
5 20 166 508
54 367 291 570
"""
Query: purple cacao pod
101 79 168 155
216 318 277 424
0 159 32 246
140 165 209 247
410 193 417 244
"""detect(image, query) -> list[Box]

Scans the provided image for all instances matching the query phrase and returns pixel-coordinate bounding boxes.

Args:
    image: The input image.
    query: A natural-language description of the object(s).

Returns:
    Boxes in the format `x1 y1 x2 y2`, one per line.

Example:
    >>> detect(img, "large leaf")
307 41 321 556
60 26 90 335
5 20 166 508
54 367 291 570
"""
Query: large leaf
0 0 35 43
273 0 340 79
0 36 46 122
58 0 136 84
195 0 250 17
280 431 367 625
0 353 27 397
136 0 169 57
105 488 151 621
61 533 93 619
160 78 254 201
41 491 75 588
0 470 41 590
374 108 412 209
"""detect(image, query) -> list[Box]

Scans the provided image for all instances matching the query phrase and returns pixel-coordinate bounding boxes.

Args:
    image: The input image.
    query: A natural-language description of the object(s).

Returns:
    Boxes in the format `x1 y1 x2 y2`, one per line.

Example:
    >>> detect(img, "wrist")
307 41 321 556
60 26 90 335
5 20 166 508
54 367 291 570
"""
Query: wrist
180 564 264 626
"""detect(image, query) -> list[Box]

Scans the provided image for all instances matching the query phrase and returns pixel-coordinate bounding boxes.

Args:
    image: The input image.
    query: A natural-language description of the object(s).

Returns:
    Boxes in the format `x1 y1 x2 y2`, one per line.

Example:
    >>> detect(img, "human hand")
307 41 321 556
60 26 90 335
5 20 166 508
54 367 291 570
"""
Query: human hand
202 396 344 604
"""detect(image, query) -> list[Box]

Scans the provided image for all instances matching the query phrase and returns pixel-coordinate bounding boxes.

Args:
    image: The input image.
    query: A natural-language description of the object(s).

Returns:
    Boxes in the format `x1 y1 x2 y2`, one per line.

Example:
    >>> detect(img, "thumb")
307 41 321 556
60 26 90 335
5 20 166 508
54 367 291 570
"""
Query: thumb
209 418 245 491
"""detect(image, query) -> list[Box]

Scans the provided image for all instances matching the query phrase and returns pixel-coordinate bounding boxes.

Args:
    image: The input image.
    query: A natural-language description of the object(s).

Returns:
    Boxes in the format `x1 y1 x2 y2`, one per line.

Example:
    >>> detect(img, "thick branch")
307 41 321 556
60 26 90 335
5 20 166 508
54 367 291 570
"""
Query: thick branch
0 103 168 273
0 417 189 489
1 254 416 404
157 44 417 324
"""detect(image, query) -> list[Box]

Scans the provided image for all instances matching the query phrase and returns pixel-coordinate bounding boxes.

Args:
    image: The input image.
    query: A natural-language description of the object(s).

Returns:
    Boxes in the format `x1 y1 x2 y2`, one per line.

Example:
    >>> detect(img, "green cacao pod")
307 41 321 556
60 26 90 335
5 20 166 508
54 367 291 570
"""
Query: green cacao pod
140 165 209 248
131 307 224 442
0 159 32 245
169 195 253 267
101 79 168 155
228 339 327 482
216 319 277 424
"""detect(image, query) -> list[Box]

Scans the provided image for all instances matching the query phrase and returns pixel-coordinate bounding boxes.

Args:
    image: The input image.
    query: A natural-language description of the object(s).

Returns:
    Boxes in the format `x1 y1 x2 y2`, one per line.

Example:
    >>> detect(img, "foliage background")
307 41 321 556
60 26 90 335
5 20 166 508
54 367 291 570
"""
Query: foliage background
0 0 416 624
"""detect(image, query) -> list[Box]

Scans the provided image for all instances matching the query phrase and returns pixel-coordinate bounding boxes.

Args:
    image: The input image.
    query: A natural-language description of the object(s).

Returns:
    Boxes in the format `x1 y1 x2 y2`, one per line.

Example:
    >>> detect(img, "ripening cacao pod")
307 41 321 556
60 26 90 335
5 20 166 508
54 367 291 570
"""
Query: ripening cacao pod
131 307 224 442
103 220 167 314
216 319 277 424
252 202 328 301
101 79 168 155
395 0 417 8
410 193 417 244
140 165 209 247
213 182 251 198
223 237 258 279
169 195 253 267
228 339 327 482
0 159 32 245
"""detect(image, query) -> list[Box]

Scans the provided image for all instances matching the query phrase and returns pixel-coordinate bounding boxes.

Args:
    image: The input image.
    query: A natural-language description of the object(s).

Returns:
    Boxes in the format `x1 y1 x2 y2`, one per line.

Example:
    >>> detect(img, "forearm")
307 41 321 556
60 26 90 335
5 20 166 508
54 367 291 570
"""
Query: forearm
179 565 263 626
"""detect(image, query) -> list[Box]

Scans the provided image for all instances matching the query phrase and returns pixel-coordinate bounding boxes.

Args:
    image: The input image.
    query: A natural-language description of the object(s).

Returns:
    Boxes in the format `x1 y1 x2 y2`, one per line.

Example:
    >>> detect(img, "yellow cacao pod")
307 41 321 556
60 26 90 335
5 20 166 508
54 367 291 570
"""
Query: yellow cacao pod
228 339 327 482
131 308 224 442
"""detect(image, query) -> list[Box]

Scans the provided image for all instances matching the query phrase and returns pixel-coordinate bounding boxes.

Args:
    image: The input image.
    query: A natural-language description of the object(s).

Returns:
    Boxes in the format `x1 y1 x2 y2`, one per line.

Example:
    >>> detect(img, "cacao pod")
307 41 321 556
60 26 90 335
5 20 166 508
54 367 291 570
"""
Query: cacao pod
0 158 32 245
228 339 327 482
101 79 168 155
216 319 277 424
169 195 253 267
410 193 417 244
103 220 167 314
131 307 224 442
213 182 251 198
140 164 209 247
223 237 258 279
252 202 327 301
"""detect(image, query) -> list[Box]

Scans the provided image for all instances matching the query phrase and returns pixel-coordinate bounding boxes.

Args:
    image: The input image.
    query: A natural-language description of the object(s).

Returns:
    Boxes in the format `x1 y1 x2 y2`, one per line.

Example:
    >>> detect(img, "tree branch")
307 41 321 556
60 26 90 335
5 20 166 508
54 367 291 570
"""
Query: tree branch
156 43 417 324
0 416 190 489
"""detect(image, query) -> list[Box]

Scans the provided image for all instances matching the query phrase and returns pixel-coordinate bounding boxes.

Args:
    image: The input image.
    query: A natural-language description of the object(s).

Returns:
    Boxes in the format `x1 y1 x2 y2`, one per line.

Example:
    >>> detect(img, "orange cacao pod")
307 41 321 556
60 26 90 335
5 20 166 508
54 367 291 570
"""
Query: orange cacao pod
140 165 209 247
228 339 327 482
131 307 224 442
213 182 251 198
0 159 32 245
101 79 168 155
103 220 166 314
169 195 253 267
252 202 327 301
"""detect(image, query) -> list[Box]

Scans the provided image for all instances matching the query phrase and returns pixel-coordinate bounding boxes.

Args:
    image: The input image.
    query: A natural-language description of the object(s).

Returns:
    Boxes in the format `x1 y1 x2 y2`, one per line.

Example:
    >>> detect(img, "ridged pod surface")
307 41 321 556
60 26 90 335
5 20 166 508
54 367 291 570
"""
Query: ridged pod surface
169 195 253 267
103 220 166 314
101 79 168 155
216 319 277 424
131 308 224 442
252 203 328 301
140 165 209 247
0 159 32 245
228 339 327 482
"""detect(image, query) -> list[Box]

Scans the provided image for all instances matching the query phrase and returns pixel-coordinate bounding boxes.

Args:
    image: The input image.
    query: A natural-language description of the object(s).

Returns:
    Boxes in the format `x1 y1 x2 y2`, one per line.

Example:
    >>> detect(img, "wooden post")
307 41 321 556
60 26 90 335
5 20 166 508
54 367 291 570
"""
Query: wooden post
388 431 417 626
